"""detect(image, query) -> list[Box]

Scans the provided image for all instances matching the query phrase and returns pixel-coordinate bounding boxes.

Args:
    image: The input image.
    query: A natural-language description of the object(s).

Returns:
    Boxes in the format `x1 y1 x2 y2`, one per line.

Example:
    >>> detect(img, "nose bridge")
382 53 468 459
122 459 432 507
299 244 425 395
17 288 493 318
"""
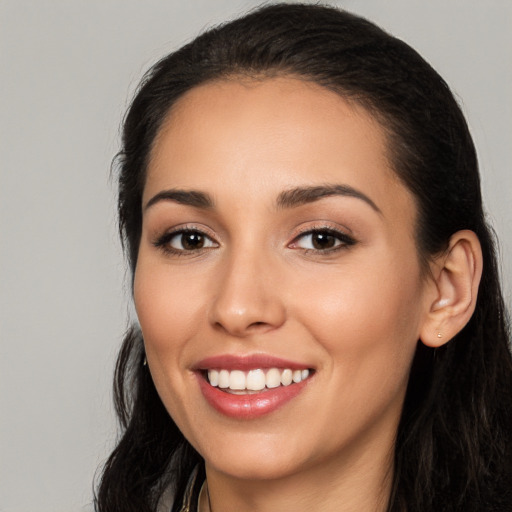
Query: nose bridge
209 235 285 336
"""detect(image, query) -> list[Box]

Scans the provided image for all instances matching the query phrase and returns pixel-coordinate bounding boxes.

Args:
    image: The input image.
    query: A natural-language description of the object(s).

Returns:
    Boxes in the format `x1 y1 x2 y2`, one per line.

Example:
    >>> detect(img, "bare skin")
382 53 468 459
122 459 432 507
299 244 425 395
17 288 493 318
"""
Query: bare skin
134 77 482 512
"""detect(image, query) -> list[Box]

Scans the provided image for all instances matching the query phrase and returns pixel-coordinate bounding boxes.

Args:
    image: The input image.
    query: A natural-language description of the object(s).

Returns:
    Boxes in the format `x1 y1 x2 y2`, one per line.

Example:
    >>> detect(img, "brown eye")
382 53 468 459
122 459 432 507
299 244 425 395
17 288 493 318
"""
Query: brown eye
292 229 356 252
311 232 336 250
158 229 217 252
180 232 205 250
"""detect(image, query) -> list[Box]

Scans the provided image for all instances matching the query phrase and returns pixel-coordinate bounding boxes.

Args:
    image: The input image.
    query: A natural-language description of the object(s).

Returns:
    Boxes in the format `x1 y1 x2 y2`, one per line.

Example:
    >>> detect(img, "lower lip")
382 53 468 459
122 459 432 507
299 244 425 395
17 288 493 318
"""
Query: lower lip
196 373 310 419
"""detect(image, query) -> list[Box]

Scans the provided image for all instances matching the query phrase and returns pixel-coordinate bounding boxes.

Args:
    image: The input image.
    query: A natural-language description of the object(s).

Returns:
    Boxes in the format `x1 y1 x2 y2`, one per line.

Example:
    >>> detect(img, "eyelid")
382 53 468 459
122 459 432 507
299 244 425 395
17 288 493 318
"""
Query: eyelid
152 224 220 254
288 224 356 251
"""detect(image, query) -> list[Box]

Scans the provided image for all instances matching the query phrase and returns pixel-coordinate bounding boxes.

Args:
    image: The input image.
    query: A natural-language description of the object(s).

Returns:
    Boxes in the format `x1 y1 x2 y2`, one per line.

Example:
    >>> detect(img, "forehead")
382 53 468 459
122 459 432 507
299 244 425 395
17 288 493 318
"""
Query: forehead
145 77 414 221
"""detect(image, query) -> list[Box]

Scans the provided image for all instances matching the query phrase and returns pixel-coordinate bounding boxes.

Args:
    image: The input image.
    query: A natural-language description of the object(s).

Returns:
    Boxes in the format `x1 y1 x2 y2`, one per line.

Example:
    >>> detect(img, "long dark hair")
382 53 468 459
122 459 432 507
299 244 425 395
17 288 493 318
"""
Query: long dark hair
95 4 512 511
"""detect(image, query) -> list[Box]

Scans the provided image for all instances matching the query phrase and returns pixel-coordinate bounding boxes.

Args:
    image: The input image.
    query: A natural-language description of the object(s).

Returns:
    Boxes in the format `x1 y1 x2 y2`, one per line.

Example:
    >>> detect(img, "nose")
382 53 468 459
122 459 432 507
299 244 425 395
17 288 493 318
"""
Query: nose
208 248 286 337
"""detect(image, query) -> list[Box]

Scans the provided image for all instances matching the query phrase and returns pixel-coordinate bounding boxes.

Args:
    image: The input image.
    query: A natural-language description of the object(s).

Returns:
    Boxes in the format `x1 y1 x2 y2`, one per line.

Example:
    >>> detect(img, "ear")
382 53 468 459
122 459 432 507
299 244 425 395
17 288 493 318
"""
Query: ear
420 230 483 348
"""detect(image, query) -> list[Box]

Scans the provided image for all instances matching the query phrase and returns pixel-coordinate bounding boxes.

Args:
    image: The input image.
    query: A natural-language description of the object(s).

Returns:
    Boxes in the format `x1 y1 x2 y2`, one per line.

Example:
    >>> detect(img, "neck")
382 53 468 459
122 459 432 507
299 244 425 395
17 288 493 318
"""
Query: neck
202 439 395 512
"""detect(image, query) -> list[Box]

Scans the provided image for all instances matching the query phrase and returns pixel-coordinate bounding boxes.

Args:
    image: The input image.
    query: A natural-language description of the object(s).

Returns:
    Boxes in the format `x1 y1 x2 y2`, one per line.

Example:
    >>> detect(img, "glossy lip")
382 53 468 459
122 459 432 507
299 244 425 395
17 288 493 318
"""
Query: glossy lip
194 353 312 371
193 354 314 419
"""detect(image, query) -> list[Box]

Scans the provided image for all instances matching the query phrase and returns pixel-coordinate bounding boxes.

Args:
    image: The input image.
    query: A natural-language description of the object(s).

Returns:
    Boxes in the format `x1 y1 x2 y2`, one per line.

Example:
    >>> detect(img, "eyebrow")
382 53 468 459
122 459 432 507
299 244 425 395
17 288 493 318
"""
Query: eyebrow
276 184 381 214
144 183 381 214
144 189 215 211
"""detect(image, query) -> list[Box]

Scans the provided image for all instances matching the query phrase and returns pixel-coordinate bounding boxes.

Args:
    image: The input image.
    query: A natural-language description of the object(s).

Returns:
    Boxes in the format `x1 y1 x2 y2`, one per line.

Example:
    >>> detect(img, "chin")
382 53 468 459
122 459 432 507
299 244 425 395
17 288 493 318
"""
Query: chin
194 431 308 481
207 452 303 481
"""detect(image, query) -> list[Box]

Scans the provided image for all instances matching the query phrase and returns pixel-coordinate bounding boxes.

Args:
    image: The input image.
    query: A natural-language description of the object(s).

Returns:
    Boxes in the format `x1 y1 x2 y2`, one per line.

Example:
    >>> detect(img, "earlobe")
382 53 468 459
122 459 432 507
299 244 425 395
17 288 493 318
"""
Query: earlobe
420 230 483 348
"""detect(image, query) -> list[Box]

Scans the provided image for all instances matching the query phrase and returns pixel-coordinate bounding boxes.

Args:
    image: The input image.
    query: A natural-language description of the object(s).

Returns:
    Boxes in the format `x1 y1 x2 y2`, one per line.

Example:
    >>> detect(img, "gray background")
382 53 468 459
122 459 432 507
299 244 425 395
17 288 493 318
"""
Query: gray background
1 1 510 511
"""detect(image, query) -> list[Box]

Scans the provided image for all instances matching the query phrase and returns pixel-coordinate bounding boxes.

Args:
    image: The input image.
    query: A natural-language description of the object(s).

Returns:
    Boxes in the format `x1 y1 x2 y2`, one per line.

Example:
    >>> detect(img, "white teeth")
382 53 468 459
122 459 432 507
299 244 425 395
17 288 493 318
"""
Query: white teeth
246 369 266 391
229 370 246 390
266 368 281 388
281 369 293 386
208 369 219 387
207 367 311 391
218 369 230 388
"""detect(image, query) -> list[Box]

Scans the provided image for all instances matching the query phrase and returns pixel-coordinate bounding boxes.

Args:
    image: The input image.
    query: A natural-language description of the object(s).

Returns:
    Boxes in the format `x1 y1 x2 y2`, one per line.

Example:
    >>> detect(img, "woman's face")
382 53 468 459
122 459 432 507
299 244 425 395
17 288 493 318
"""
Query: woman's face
134 77 434 481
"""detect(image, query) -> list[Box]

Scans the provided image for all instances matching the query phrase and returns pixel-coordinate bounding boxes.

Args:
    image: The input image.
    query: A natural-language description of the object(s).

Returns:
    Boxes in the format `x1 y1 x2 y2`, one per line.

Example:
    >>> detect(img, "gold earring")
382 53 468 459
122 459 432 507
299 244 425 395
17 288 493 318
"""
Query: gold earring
437 332 442 338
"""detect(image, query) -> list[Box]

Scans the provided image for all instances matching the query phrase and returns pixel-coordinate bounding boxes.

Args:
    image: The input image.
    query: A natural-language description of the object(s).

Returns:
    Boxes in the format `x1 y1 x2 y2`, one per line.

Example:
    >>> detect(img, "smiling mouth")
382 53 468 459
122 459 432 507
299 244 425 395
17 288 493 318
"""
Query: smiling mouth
205 368 312 394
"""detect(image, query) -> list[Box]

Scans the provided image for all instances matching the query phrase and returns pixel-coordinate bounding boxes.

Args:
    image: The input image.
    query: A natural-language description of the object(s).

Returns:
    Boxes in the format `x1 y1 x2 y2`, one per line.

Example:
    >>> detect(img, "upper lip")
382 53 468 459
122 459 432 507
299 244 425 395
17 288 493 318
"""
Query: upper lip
194 353 312 371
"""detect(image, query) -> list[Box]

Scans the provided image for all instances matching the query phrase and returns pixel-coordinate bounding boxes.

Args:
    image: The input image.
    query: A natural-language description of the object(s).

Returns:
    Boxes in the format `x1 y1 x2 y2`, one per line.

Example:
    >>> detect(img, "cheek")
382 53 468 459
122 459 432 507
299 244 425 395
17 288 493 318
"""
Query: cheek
133 259 204 429
133 251 226 438
296 254 425 379
297 264 424 439
133 257 203 365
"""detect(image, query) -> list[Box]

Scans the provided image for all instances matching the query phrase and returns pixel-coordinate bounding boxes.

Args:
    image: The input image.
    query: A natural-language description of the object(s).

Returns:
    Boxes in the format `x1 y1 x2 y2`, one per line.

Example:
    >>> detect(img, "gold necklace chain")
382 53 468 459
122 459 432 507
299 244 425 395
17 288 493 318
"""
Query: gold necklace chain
198 480 212 512
180 472 212 512
179 468 199 512
206 482 213 512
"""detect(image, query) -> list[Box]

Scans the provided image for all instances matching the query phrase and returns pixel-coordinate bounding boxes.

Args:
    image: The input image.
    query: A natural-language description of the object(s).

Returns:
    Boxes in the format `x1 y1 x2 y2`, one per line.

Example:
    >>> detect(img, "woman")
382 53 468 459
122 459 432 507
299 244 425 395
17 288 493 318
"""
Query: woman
96 4 512 511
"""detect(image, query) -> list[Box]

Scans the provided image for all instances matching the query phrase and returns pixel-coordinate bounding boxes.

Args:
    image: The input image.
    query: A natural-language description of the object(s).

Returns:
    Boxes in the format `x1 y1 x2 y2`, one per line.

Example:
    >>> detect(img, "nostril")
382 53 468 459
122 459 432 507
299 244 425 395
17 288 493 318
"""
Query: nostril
209 291 287 336
247 321 275 332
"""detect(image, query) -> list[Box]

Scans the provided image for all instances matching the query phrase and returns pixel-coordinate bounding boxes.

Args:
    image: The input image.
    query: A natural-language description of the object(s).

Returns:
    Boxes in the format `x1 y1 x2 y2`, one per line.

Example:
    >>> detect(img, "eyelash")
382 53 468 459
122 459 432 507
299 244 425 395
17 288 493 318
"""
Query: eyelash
153 228 218 256
152 226 356 256
290 227 356 254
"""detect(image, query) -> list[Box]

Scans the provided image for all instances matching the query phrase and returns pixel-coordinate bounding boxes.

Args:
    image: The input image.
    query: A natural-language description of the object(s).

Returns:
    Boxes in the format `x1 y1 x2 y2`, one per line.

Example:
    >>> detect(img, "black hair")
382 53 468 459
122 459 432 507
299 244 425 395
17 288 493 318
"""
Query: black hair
95 4 512 511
